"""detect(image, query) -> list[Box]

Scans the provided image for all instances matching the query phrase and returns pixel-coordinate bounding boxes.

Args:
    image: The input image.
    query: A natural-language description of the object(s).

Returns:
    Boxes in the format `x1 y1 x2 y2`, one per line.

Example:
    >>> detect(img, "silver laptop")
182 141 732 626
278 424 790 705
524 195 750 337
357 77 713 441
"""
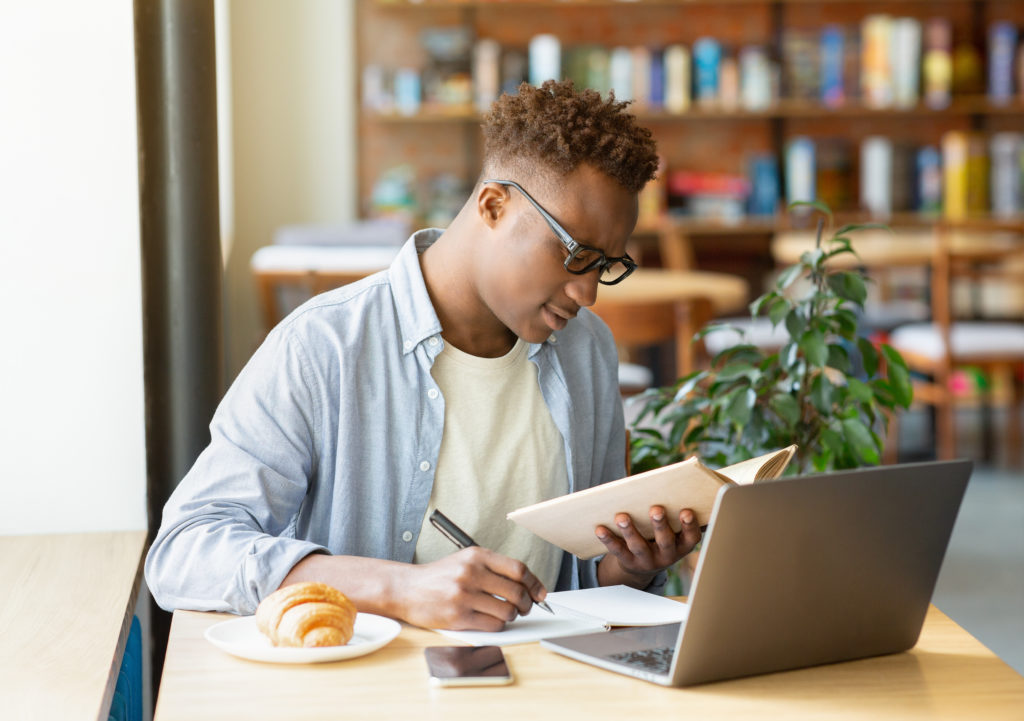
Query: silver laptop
541 459 971 686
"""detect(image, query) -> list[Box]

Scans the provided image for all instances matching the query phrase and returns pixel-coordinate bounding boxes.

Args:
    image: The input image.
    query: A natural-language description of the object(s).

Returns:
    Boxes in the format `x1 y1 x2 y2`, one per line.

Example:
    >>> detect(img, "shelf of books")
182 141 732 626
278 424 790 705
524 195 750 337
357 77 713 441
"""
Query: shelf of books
357 0 1024 259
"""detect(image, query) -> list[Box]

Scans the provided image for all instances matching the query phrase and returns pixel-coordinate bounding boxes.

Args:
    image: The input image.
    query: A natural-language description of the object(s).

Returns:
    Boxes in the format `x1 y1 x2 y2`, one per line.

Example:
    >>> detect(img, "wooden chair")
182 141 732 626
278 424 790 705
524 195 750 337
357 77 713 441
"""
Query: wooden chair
888 223 1024 464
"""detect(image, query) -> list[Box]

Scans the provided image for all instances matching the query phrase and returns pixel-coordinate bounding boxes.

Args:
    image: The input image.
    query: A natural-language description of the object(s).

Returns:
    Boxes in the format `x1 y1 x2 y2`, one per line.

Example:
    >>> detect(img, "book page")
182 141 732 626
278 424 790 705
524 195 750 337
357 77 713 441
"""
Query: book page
716 445 798 485
433 606 606 647
507 457 731 559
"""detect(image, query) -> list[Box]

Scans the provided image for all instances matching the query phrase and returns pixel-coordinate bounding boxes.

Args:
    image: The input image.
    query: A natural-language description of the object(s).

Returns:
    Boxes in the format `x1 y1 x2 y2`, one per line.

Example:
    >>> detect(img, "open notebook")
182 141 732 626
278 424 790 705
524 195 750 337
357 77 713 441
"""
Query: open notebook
433 585 690 647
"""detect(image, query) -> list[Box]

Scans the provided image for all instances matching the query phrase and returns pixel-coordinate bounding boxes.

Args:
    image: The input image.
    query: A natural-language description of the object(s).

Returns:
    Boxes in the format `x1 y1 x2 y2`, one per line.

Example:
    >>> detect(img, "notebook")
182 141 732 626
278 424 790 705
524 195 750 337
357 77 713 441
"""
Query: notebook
541 460 971 686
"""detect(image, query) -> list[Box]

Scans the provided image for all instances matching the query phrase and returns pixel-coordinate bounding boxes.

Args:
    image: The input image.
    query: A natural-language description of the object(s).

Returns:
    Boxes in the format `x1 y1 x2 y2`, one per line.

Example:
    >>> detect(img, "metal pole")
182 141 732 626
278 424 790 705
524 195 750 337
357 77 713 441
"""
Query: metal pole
134 0 222 696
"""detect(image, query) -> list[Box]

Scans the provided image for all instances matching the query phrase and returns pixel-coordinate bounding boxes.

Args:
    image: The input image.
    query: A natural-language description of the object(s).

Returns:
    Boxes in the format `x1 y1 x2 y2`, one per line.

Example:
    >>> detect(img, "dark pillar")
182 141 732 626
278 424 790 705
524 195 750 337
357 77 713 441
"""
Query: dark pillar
134 0 222 698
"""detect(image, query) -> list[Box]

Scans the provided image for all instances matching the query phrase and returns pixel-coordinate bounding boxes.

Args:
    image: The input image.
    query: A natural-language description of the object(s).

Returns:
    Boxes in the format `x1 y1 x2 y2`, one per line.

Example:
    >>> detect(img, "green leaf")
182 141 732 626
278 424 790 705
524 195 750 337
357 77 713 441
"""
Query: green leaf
880 343 909 371
811 372 833 413
776 264 803 290
770 393 801 426
672 371 707 402
717 362 755 381
781 342 799 369
749 292 774 317
826 344 851 373
788 199 834 220
833 222 890 237
826 271 868 306
820 428 845 454
785 308 806 339
841 417 880 464
725 387 756 426
858 337 880 377
799 330 828 367
886 361 914 408
768 296 790 326
830 308 859 339
847 377 875 404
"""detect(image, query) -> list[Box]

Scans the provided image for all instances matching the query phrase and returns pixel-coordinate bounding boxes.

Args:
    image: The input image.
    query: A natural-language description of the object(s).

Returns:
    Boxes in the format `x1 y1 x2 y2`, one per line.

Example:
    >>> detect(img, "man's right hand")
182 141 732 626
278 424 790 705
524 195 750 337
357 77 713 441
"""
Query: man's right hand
278 548 548 632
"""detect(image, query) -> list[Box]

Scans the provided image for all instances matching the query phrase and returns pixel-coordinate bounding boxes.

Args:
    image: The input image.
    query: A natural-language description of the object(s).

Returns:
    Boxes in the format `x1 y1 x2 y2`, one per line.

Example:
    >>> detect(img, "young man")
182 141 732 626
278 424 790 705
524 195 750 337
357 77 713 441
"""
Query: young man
146 80 701 632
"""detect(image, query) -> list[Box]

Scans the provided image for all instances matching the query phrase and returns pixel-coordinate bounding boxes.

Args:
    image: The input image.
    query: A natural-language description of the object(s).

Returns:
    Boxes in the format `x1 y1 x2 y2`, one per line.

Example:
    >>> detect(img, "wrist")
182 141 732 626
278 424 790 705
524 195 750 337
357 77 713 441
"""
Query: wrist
597 554 657 590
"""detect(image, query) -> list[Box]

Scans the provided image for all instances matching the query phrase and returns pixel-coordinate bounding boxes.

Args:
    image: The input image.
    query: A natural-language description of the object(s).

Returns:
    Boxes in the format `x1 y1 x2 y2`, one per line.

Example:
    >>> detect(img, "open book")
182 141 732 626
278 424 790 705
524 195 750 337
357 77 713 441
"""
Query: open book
434 585 690 647
507 445 797 560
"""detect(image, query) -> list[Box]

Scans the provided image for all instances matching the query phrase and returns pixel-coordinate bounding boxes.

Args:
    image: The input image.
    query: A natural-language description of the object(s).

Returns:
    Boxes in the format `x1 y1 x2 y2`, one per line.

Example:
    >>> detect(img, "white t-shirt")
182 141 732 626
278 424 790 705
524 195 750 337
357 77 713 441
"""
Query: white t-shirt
413 337 568 591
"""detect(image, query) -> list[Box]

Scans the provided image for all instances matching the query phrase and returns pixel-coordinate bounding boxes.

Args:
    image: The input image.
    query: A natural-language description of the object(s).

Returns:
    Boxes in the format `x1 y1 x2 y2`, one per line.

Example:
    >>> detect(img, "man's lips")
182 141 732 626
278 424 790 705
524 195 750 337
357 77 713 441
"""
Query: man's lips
542 303 578 331
545 304 578 321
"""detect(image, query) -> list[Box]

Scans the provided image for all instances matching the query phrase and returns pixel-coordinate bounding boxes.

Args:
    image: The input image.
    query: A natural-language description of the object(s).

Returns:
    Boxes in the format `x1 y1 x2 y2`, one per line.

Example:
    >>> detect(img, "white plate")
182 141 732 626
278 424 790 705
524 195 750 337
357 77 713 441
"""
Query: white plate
205 613 402 664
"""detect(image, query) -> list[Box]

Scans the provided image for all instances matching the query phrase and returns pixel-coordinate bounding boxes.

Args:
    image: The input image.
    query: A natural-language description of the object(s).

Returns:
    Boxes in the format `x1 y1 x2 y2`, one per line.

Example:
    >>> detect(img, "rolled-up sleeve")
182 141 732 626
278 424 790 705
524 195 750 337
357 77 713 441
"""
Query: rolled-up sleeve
145 324 328 615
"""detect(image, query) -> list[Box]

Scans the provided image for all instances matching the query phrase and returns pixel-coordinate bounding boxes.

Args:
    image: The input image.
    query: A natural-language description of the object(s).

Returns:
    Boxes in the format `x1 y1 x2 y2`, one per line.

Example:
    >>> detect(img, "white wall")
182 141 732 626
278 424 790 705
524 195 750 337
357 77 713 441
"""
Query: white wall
0 3 147 533
224 0 357 377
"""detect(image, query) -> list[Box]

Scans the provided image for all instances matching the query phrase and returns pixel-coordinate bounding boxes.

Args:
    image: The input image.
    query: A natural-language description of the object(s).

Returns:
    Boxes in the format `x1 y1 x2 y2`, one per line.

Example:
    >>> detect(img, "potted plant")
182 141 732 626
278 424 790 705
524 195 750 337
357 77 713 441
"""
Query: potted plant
628 206 914 590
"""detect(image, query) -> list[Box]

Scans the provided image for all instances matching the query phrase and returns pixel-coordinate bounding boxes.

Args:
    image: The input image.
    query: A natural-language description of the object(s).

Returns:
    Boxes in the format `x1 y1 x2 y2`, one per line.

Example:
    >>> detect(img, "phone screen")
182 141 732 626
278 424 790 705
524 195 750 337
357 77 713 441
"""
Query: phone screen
424 645 513 686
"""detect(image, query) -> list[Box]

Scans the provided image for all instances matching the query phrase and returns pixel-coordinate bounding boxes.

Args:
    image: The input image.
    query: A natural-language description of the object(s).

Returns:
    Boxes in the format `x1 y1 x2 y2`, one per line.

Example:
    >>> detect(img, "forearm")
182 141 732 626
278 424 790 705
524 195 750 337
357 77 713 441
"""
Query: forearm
280 553 412 620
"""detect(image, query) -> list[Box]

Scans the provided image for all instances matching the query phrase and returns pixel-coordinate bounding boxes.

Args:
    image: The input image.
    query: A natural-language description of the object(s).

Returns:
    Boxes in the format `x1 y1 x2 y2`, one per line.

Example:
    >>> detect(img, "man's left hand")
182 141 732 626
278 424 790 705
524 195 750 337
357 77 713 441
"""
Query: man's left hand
594 506 702 589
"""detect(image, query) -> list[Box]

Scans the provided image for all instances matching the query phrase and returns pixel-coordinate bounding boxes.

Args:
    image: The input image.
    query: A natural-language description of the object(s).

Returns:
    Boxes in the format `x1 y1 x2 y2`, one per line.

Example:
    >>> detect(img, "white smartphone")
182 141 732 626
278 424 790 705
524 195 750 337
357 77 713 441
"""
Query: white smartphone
424 645 514 687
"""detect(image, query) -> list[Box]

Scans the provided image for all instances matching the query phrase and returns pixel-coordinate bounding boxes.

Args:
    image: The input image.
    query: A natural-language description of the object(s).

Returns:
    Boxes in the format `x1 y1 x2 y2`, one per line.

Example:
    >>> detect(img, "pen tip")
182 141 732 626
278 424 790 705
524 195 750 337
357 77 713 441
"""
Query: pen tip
538 600 554 614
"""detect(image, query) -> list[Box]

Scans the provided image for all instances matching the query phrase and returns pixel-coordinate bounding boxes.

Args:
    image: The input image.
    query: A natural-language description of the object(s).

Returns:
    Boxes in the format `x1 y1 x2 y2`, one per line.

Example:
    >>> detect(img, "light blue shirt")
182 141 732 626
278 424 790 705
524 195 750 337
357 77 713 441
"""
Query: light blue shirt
146 229 657 615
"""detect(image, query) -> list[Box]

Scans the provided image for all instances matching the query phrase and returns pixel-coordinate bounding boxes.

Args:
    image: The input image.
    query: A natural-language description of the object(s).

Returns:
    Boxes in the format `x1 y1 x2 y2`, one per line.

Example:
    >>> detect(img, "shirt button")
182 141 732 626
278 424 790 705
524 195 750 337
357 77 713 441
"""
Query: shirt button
419 460 431 472
548 334 557 344
427 388 439 400
428 336 440 346
403 340 414 351
402 531 413 543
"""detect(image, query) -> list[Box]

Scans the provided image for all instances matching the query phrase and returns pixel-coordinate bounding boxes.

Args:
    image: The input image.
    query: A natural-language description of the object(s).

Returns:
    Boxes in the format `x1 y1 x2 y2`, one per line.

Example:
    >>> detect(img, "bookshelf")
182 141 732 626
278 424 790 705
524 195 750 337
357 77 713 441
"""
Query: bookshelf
356 0 1024 284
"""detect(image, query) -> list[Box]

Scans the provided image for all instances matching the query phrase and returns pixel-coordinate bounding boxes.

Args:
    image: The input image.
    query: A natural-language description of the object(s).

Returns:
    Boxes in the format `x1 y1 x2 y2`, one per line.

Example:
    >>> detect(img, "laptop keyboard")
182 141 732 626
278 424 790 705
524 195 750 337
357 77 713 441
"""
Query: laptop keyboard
606 646 675 675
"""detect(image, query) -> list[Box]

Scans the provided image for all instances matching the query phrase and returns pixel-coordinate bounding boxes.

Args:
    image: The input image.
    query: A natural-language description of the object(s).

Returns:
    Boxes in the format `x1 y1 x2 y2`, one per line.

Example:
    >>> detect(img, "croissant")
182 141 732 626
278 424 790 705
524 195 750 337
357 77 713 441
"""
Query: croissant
255 582 358 647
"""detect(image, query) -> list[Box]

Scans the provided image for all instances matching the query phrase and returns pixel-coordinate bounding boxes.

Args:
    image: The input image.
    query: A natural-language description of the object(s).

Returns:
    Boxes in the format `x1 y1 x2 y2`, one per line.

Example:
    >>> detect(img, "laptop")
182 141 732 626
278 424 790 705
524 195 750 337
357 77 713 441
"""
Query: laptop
541 459 971 686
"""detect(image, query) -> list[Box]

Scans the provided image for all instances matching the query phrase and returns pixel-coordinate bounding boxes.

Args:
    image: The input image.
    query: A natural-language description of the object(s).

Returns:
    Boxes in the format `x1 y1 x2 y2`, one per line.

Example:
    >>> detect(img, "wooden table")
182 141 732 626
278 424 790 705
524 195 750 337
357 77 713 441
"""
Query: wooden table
154 602 1024 721
591 268 749 379
0 531 148 721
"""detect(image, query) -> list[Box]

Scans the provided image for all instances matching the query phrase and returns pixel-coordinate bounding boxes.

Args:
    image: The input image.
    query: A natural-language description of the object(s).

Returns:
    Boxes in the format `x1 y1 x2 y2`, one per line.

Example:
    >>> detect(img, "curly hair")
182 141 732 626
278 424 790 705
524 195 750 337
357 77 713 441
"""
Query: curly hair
481 80 659 194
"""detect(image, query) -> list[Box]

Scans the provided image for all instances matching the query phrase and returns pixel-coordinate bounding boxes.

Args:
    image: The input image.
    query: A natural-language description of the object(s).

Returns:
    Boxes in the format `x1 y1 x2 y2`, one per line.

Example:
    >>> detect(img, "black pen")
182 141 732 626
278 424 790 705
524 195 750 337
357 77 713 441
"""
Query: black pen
429 508 554 614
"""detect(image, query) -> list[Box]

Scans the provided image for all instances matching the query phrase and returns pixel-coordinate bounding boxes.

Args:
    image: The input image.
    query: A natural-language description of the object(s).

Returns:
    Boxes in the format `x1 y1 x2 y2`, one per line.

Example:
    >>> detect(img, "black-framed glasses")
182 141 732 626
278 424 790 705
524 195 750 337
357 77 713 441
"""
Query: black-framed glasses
482 178 637 285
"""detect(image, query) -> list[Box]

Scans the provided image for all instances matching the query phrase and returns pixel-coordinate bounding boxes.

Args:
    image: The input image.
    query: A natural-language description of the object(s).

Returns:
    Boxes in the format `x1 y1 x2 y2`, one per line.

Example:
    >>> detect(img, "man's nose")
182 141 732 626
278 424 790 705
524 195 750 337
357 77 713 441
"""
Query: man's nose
565 270 600 308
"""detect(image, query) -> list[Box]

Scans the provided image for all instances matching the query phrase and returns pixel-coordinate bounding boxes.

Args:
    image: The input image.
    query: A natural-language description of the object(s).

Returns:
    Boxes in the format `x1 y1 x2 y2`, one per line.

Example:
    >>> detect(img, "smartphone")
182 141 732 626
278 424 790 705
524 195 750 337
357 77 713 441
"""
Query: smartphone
424 645 513 687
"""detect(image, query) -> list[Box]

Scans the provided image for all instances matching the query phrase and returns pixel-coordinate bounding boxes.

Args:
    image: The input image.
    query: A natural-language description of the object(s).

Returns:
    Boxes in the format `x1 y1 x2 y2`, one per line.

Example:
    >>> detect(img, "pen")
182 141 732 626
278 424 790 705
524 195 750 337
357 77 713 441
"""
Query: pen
429 508 554 614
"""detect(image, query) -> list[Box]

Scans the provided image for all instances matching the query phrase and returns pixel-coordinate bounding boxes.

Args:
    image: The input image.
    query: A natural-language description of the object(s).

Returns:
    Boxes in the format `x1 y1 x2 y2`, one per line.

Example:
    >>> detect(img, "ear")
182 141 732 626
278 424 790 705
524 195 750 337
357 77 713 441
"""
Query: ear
476 182 509 230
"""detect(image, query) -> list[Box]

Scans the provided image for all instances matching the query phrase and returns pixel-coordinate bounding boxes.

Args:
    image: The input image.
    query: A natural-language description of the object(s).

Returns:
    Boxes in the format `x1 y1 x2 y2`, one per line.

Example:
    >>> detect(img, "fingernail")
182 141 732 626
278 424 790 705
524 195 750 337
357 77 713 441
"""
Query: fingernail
652 511 664 522
682 510 695 524
617 519 629 529
596 529 608 539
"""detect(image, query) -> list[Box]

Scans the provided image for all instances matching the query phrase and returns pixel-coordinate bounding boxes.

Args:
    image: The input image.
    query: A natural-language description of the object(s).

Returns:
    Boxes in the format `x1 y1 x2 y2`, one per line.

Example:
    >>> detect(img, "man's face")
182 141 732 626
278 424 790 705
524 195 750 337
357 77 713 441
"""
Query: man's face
476 164 639 344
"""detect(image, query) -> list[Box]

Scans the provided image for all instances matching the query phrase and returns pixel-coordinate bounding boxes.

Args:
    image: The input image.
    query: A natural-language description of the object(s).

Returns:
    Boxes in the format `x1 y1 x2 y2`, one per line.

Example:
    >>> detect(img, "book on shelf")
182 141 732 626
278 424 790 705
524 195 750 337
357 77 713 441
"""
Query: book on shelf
861 14 893 108
740 45 773 110
610 46 633 102
663 44 691 114
720 55 740 111
942 131 968 220
785 136 816 207
783 29 819 102
817 140 852 214
473 39 501 112
507 446 797 561
891 18 921 108
916 146 943 214
820 24 845 108
990 133 1023 218
693 37 721 107
631 46 652 107
966 133 990 216
528 33 561 88
649 48 665 109
861 136 894 218
923 18 953 109
747 153 780 217
988 22 1018 104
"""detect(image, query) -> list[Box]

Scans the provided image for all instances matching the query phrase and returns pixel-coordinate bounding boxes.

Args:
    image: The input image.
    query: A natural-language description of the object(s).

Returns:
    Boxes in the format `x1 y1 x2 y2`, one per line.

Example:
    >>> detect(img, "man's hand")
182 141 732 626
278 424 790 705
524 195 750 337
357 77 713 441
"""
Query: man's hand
279 548 548 632
396 547 548 631
594 505 702 589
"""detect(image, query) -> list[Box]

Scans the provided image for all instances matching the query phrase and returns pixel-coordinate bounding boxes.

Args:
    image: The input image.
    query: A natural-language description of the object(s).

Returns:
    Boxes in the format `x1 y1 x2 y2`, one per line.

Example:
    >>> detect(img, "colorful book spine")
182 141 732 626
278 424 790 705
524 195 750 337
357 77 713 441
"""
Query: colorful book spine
740 45 772 110
663 44 691 114
610 46 633 101
820 25 845 108
693 37 722 107
990 133 1023 217
473 39 501 112
586 47 611 97
748 153 780 216
720 56 739 111
988 22 1018 104
785 137 816 206
966 134 989 215
942 131 968 220
529 34 561 87
501 50 528 96
861 15 893 108
915 146 943 213
861 136 893 218
394 68 421 116
923 19 952 109
631 46 651 106
891 18 921 108
648 48 665 109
